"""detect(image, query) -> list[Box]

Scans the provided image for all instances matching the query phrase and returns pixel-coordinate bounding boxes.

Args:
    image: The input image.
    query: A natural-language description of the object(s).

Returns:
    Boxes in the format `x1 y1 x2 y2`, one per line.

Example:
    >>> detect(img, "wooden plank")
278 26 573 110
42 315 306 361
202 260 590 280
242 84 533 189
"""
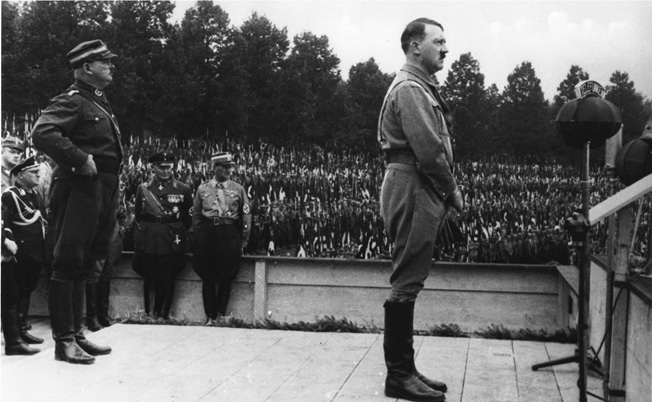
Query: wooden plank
589 174 652 224
332 334 388 402
461 338 519 402
266 332 377 402
416 336 470 402
513 341 562 402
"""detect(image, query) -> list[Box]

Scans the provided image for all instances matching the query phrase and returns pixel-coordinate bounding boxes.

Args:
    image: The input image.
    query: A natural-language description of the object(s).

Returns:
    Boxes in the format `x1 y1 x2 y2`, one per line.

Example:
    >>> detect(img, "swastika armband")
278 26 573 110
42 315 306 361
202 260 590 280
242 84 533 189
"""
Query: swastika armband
243 203 250 215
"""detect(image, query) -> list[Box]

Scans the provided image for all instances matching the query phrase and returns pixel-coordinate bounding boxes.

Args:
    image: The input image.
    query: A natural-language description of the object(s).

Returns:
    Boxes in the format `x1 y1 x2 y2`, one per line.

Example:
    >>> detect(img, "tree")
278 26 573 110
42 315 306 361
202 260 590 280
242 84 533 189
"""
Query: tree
341 58 392 150
2 1 111 116
238 12 290 142
174 1 235 139
283 32 342 145
554 65 589 108
106 0 176 140
442 52 490 157
498 61 552 156
605 71 652 144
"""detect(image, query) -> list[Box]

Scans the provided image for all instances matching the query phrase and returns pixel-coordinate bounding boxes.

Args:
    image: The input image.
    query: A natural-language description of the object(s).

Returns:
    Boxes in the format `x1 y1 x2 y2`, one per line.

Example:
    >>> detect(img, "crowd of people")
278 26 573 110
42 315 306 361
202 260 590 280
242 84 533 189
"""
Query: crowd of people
103 137 638 266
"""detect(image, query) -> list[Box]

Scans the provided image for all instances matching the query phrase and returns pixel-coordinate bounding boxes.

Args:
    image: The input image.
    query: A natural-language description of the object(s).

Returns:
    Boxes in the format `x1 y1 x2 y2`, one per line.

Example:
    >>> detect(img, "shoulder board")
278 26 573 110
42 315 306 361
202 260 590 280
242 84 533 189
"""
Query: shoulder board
67 90 80 97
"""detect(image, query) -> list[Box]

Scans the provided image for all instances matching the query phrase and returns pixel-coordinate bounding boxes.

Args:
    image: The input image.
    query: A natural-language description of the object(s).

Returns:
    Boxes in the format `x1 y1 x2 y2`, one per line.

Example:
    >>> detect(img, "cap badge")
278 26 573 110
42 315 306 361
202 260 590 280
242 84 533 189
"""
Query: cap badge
94 89 103 97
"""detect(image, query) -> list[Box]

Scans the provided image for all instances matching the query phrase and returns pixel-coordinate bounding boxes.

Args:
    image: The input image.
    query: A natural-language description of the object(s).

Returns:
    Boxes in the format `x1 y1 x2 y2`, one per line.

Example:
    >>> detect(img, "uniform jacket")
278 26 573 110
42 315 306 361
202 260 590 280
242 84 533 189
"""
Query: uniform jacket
192 178 252 243
1 183 47 262
1 165 12 192
31 80 123 175
378 62 457 202
134 178 193 255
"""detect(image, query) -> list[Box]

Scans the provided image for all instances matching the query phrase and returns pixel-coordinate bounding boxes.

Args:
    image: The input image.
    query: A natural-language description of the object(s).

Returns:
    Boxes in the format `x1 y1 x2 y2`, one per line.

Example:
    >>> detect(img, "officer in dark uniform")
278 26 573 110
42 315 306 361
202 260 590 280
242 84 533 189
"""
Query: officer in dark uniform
32 39 122 364
1 156 47 349
133 151 192 319
192 152 251 324
2 216 40 355
1 137 24 192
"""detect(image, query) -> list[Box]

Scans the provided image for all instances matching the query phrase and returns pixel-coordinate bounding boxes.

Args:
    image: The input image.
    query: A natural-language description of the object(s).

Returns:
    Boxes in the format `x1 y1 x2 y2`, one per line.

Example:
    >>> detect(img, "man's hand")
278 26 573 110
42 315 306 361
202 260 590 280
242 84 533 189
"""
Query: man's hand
449 188 463 213
4 238 18 255
79 154 97 176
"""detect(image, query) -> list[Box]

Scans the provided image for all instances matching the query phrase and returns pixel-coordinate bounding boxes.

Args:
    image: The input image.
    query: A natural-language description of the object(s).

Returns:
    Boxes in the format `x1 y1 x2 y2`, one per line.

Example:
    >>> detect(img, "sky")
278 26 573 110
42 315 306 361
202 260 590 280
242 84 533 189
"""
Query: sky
172 0 652 102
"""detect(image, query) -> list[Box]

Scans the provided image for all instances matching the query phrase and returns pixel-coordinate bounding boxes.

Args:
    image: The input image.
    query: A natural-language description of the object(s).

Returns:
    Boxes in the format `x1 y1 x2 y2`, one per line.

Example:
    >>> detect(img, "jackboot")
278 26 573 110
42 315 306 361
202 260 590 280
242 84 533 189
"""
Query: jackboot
17 294 43 344
73 279 111 356
216 281 232 317
97 280 114 327
49 278 95 364
153 283 164 318
85 282 103 332
143 281 151 316
160 282 175 319
2 307 40 355
384 301 446 402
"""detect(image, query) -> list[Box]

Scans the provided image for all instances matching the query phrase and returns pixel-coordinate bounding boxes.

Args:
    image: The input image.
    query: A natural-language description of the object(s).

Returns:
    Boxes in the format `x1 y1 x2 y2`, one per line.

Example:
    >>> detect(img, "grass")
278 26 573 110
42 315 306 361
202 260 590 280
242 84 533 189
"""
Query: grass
119 310 577 343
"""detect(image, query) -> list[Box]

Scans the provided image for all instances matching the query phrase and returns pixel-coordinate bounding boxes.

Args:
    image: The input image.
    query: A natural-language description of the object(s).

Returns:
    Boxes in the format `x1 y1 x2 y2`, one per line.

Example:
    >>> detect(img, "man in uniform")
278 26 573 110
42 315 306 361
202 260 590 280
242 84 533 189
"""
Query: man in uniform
132 151 192 319
32 39 122 364
377 18 463 402
1 137 24 192
1 156 47 347
192 152 251 324
2 213 41 356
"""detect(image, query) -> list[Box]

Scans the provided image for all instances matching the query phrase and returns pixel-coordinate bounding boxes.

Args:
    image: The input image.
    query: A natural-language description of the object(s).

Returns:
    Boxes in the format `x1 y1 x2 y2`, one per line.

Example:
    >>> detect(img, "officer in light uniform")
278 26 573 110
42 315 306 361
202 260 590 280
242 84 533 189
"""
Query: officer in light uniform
133 151 192 319
192 152 251 324
1 156 47 346
1 137 25 192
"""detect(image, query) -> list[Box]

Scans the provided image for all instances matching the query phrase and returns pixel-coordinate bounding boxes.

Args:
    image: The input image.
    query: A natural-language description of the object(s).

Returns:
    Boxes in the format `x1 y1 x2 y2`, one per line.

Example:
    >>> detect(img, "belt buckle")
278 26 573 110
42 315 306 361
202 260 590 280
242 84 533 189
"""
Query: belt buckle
212 217 220 225
156 216 163 224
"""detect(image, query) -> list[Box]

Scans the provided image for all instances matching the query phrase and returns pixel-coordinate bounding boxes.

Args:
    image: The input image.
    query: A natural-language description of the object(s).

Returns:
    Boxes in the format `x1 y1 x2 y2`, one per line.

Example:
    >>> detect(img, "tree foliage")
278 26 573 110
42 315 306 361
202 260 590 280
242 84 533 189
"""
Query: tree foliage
2 0 650 156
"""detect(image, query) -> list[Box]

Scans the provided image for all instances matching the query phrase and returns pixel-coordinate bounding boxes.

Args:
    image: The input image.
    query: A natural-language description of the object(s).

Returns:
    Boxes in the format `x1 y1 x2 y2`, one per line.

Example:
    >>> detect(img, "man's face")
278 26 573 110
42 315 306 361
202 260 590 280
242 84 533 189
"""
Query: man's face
16 168 40 189
87 58 114 87
416 24 448 75
152 163 174 181
213 164 234 182
2 147 22 168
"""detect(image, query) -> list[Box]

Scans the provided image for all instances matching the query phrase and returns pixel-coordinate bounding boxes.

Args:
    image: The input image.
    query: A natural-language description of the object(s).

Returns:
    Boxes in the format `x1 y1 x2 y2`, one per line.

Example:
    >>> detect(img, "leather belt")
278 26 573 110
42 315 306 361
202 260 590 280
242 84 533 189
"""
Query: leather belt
386 153 417 165
141 215 179 224
203 217 237 226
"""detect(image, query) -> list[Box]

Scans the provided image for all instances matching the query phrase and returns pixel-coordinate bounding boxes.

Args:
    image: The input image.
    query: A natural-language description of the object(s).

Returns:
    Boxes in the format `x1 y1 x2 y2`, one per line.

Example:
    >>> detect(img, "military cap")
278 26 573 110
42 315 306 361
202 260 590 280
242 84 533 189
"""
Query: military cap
211 152 235 166
10 156 39 176
2 136 25 152
148 151 175 165
67 39 117 69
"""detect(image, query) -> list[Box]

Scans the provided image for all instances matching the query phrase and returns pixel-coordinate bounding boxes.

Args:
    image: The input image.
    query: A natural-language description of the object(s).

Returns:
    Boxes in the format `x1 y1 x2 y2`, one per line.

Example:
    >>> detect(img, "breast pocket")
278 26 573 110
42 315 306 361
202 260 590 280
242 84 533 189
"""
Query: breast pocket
80 112 109 136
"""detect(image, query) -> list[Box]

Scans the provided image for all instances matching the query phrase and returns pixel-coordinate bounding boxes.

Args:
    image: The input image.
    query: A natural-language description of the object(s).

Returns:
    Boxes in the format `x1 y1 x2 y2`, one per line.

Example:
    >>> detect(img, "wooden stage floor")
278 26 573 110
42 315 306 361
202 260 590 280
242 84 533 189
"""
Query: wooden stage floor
1 321 603 402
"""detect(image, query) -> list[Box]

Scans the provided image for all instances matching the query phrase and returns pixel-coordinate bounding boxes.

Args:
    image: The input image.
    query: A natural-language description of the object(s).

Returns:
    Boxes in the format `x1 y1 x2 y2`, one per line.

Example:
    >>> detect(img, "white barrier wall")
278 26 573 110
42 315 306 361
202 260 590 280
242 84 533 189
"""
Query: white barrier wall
30 253 565 333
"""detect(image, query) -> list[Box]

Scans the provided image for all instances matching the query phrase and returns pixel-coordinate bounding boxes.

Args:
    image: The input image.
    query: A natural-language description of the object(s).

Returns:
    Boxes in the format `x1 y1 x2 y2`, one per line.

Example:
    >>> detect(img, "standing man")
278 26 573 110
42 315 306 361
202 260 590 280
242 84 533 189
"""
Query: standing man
32 39 122 364
132 151 193 319
2 137 24 192
1 156 47 347
377 18 463 402
192 152 251 324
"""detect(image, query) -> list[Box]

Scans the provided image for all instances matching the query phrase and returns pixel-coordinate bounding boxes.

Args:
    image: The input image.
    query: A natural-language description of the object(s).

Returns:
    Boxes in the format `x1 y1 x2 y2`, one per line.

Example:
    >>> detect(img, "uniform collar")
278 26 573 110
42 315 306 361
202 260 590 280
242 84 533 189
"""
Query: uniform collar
73 79 107 100
211 178 230 188
400 62 438 88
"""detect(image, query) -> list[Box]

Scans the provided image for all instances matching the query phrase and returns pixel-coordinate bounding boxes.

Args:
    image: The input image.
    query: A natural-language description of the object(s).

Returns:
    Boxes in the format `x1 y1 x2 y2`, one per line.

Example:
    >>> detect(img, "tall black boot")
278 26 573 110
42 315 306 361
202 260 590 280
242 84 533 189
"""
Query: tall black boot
143 281 151 315
2 307 40 355
152 282 164 318
72 279 111 356
160 282 175 319
17 293 43 344
49 278 95 364
97 280 114 327
384 301 446 402
202 281 217 321
216 281 232 317
85 282 103 332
